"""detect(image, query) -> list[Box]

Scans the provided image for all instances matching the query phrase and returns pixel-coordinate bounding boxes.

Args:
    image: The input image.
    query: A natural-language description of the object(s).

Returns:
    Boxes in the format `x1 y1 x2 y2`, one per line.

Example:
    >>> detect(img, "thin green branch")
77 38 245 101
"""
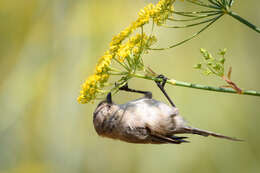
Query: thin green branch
173 11 220 18
185 0 260 33
168 12 221 22
150 14 223 50
107 67 121 72
227 11 260 33
132 73 260 97
108 71 128 76
208 0 222 8
229 0 234 6
222 0 228 6
186 0 220 9
163 17 218 28
113 58 130 71
173 10 220 14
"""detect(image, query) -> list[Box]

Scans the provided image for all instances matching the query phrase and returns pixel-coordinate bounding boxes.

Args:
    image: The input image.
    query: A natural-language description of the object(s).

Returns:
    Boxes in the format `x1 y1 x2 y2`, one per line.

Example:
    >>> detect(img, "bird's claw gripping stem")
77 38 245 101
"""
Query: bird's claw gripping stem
155 74 176 108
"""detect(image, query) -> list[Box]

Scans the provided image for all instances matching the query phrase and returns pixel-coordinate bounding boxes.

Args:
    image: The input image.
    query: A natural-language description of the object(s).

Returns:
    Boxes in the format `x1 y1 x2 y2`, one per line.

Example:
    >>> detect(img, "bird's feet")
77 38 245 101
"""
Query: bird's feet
155 74 168 89
154 74 176 107
118 83 129 91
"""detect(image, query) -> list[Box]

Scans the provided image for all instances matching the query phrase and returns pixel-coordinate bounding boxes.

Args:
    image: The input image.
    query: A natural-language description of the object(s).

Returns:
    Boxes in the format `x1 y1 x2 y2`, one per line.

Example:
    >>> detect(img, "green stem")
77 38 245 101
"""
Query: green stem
168 12 220 22
229 0 234 6
113 58 130 71
108 71 128 76
108 67 121 72
227 11 260 33
186 0 220 9
163 17 218 28
173 11 220 18
173 10 220 14
150 14 223 50
208 0 222 8
132 73 260 97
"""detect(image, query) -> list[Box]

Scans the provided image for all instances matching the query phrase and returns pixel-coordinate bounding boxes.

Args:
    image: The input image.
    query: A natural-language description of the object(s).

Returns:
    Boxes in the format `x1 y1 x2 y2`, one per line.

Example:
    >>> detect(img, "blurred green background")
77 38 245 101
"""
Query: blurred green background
0 0 260 173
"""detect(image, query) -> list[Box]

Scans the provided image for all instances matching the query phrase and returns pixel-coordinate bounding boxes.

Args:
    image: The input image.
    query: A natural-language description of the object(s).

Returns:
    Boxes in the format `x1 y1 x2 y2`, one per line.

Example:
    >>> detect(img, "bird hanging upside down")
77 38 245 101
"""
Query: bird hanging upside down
93 75 242 144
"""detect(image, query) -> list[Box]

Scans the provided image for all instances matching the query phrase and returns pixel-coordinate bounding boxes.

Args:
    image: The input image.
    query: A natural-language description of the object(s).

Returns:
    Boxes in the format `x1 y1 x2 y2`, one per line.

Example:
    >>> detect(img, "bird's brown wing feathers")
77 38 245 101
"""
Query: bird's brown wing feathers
145 124 189 144
149 133 189 144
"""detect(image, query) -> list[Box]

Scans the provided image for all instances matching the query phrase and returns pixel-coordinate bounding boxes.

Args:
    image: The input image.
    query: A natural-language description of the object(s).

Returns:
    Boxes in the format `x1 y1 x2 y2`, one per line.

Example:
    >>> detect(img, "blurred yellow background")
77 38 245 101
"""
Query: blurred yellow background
0 0 260 173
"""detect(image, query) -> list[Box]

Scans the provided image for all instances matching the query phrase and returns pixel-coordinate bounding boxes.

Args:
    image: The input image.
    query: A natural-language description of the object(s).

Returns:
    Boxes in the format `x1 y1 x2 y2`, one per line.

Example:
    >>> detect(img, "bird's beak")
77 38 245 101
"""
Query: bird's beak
106 92 112 103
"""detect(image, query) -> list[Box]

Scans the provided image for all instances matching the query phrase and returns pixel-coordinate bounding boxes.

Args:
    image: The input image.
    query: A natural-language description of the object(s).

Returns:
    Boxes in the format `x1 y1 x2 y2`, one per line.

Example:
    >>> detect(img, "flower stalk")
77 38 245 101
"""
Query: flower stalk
132 73 260 97
226 11 260 33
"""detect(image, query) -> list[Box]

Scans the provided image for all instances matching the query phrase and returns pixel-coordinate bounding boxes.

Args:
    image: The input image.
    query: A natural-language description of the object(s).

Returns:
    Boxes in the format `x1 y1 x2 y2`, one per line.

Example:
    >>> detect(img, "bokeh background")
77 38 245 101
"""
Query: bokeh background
0 0 260 173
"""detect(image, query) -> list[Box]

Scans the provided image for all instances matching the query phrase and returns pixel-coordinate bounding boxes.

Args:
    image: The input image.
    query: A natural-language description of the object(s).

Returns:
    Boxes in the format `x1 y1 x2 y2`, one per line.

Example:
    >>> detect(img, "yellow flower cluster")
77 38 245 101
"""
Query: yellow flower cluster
109 0 175 51
78 0 176 104
116 33 157 62
77 51 112 104
138 0 175 26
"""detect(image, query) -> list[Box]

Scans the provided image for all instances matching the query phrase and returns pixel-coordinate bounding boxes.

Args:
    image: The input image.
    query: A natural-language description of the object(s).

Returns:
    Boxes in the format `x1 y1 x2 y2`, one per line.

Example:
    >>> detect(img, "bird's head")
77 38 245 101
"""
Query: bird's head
93 93 119 134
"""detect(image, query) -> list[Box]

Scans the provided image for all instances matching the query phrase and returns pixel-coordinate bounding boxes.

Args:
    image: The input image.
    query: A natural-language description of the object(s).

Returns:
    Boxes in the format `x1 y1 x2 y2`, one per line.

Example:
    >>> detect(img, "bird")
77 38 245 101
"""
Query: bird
93 81 242 144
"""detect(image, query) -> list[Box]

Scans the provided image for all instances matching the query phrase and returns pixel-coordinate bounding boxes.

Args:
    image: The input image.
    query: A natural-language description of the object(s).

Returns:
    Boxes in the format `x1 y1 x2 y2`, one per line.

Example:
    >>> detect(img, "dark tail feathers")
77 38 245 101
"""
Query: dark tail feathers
183 127 243 141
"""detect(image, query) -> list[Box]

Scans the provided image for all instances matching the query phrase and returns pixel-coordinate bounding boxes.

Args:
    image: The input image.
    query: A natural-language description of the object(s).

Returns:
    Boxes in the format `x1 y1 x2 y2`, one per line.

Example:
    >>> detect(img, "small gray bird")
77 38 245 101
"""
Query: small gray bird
93 77 241 144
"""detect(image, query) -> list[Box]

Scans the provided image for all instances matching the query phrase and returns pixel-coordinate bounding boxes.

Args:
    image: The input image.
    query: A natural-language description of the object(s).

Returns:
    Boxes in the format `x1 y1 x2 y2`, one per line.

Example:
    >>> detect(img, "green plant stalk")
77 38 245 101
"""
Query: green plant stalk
132 73 260 97
185 0 260 33
227 11 260 33
163 16 219 28
150 14 223 50
168 12 220 22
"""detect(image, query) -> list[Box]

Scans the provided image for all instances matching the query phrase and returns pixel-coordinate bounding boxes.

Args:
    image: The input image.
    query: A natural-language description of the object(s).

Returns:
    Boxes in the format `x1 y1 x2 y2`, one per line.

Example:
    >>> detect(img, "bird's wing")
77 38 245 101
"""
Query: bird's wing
148 130 189 144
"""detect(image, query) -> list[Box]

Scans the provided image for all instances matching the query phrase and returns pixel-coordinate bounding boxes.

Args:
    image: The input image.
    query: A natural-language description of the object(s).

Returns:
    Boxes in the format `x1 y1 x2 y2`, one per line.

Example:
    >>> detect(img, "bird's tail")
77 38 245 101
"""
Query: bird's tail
182 127 243 141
